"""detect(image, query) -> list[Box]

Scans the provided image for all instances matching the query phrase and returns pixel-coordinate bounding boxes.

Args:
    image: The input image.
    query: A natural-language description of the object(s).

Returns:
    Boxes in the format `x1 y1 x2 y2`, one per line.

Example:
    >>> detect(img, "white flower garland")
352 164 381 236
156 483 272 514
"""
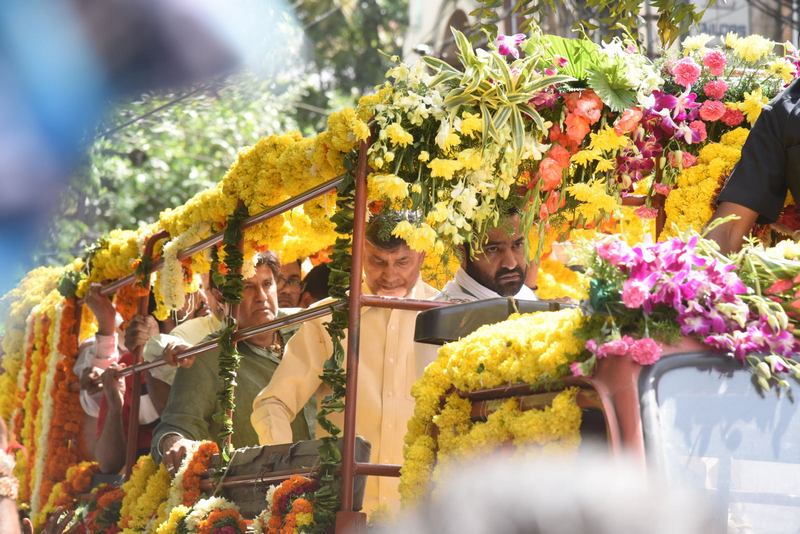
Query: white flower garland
250 485 277 534
162 440 202 513
183 496 238 532
160 223 211 312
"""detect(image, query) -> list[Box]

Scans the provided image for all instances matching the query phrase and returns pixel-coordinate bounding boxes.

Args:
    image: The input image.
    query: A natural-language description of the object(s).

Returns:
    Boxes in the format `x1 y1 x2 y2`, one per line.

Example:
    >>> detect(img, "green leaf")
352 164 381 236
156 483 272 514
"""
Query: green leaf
586 68 637 112
541 35 600 80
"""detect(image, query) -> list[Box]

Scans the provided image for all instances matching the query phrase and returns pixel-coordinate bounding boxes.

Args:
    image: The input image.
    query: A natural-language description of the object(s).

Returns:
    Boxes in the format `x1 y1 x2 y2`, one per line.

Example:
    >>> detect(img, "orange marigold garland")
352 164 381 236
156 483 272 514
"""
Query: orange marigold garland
38 461 100 527
182 440 219 506
85 485 125 533
262 475 318 534
113 283 150 328
38 299 85 516
197 507 248 534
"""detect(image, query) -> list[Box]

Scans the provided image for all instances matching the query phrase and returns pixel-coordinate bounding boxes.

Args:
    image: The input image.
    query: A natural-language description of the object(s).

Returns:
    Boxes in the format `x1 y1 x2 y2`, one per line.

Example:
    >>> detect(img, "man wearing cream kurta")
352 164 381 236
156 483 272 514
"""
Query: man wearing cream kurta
251 211 437 512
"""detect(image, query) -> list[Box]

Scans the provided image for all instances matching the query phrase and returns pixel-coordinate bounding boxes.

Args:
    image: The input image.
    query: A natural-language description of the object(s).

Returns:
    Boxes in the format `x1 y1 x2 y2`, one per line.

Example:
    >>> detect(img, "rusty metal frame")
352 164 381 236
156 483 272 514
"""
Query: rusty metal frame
76 133 671 532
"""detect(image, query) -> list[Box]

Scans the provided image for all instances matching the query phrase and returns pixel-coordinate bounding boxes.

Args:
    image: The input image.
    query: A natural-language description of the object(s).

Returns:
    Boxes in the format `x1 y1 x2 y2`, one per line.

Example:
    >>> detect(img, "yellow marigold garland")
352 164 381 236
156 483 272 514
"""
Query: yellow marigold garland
119 455 158 529
662 127 749 238
535 258 589 301
400 308 586 504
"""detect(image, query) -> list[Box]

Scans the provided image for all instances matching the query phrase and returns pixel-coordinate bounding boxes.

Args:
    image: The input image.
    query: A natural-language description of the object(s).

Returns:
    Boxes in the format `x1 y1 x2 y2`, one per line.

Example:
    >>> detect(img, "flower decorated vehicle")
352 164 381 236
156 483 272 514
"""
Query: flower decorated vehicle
4 20 800 534
408 230 800 533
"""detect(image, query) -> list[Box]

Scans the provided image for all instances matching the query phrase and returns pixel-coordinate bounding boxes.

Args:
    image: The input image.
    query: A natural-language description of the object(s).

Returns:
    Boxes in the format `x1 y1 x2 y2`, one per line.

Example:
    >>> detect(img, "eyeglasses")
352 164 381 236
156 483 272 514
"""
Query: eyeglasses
277 276 302 288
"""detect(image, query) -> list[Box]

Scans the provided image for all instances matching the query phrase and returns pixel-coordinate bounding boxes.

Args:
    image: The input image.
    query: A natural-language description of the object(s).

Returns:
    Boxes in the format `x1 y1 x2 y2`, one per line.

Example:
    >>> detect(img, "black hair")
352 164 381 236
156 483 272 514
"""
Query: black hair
254 250 281 279
300 263 331 300
365 210 420 250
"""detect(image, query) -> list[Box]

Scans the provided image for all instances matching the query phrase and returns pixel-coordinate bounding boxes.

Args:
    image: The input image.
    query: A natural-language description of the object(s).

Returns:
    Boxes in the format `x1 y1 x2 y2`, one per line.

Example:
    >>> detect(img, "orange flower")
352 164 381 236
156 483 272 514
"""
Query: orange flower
198 508 247 534
538 158 563 192
564 114 590 144
181 441 219 506
614 108 643 135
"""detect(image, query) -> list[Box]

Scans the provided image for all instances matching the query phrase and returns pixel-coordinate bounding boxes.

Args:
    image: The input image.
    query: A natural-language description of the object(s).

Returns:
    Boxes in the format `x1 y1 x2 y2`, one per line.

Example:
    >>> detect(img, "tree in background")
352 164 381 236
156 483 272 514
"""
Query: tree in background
35 0 409 265
469 0 716 49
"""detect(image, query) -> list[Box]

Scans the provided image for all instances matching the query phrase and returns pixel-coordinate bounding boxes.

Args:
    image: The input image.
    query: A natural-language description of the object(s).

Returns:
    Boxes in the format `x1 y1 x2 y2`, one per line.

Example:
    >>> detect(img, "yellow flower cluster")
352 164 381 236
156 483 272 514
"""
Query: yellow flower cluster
119 456 158 529
726 33 775 63
736 87 769 124
535 258 589 301
566 180 620 222
0 266 62 422
400 308 586 503
76 228 153 298
663 127 748 238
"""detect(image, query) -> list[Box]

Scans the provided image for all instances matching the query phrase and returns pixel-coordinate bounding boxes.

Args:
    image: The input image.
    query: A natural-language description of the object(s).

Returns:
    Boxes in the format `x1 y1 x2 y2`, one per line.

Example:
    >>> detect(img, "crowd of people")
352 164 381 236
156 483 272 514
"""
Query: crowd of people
56 208 538 513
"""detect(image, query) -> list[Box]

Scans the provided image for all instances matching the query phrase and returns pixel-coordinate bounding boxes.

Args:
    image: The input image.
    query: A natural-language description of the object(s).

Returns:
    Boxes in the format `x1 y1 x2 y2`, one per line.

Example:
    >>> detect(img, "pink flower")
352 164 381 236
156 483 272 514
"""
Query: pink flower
682 152 698 167
622 278 650 308
672 57 701 88
654 183 672 196
689 120 707 143
555 56 568 67
570 361 585 377
703 79 728 100
598 337 633 358
721 107 745 127
699 100 727 121
629 338 662 365
635 206 659 219
496 33 526 59
596 238 636 267
703 49 727 76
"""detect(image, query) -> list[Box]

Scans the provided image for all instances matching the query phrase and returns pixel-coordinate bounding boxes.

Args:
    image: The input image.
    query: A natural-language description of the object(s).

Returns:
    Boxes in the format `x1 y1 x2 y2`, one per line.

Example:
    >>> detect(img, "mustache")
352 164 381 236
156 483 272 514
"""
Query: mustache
495 267 525 279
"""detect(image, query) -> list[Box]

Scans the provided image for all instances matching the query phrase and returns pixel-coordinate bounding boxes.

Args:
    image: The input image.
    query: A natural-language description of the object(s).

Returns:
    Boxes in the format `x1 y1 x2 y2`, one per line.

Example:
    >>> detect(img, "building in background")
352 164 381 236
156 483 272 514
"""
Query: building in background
406 0 799 63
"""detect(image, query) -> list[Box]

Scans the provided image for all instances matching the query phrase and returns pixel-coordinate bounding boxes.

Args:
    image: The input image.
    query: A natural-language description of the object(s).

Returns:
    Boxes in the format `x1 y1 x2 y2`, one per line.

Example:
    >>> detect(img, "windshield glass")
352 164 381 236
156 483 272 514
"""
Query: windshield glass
646 357 800 534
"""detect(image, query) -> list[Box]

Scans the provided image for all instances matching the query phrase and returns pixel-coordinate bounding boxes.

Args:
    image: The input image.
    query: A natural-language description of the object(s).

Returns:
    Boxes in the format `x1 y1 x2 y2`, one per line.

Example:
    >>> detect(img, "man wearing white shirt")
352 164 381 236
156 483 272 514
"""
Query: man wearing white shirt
437 211 537 302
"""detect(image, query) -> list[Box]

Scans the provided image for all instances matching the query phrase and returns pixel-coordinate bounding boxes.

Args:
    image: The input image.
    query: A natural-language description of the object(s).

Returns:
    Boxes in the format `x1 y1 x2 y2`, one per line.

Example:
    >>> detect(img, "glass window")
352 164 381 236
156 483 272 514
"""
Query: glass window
643 356 800 534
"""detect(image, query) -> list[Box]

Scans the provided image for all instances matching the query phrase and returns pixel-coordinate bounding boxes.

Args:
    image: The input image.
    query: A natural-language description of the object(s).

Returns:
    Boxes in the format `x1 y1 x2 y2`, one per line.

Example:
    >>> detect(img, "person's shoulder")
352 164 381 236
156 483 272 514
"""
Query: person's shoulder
419 281 440 299
765 78 800 121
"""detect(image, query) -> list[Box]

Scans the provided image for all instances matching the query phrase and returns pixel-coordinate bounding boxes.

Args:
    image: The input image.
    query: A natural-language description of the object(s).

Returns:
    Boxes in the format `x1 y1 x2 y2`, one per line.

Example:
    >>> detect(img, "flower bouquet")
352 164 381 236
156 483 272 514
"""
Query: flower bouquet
574 230 800 389
252 475 319 534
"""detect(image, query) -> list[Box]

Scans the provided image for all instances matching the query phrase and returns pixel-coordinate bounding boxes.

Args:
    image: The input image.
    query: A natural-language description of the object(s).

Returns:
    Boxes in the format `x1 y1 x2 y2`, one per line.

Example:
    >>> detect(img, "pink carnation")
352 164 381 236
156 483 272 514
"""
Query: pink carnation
672 57 701 88
702 49 727 76
622 278 650 309
689 120 707 143
667 150 697 169
597 337 633 358
703 79 728 100
635 206 659 219
721 107 745 127
699 100 727 121
628 337 663 365
570 361 585 377
653 183 672 196
596 238 635 267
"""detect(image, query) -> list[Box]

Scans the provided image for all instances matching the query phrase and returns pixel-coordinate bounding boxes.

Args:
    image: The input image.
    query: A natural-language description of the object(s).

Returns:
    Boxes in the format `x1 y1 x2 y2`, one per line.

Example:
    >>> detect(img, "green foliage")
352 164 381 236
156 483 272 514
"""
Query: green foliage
586 66 638 112
36 72 304 266
292 0 409 132
469 0 716 48
537 35 600 81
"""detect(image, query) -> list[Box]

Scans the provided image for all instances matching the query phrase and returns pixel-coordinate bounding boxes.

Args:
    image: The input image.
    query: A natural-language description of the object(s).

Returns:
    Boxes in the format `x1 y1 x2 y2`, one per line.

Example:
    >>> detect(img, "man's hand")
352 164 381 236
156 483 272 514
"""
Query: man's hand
124 315 159 352
85 284 116 336
79 367 103 396
163 341 194 368
161 436 195 474
100 364 126 413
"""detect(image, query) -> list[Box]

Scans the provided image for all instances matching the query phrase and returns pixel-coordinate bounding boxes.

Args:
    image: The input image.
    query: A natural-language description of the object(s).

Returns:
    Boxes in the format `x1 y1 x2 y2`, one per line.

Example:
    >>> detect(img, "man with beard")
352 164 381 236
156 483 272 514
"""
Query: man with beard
437 210 538 302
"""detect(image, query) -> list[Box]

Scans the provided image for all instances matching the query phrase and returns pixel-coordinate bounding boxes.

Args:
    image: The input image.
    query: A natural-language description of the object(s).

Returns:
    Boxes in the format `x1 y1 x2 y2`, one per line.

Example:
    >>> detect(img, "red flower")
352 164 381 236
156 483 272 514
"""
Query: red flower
767 278 794 295
699 100 726 122
720 107 745 127
538 158 563 192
